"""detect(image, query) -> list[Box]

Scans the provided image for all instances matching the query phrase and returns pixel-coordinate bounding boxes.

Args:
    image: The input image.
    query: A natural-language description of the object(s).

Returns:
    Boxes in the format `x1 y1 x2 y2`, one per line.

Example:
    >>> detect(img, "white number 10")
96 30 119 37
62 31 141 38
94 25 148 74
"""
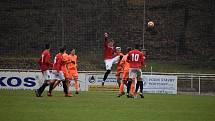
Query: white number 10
131 54 139 61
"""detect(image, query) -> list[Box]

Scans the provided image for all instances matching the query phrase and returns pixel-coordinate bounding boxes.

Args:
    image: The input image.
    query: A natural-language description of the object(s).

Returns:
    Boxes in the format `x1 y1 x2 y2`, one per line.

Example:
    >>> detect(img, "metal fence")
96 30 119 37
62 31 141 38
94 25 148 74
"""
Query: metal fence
146 72 215 94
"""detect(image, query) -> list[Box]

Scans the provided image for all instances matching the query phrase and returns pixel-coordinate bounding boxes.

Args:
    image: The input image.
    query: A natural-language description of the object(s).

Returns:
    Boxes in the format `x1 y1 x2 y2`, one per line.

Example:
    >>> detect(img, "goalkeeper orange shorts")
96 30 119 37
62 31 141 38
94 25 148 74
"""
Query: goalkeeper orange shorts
68 69 78 80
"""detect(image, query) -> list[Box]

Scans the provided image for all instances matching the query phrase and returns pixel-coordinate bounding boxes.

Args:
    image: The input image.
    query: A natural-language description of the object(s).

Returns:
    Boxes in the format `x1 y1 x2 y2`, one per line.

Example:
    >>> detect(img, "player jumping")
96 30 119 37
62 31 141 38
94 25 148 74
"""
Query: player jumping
102 32 121 86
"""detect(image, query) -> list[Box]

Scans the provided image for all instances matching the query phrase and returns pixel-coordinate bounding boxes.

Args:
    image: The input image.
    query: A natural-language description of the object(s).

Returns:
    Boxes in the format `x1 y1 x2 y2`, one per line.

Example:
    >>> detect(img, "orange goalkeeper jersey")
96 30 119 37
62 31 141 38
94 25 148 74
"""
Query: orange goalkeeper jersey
121 54 130 72
61 53 70 78
116 52 124 73
68 54 77 70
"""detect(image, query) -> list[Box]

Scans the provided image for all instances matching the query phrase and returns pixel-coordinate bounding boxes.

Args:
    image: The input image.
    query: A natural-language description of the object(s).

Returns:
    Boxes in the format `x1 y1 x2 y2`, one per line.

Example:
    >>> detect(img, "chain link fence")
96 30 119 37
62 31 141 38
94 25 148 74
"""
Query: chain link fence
0 0 215 71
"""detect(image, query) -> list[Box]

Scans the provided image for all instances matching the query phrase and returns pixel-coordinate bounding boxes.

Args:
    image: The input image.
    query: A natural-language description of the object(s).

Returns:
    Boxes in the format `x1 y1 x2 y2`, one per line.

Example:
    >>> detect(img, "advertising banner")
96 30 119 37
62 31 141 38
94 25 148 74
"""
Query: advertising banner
142 75 177 94
0 72 87 91
0 71 177 94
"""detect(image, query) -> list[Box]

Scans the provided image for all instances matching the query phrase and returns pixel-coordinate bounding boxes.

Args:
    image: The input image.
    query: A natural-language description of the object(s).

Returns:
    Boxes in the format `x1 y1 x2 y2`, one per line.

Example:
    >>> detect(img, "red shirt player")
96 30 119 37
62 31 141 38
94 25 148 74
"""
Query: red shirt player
53 53 63 72
48 47 70 97
127 49 144 69
104 33 114 60
102 33 120 86
35 44 54 97
126 45 145 98
39 49 53 72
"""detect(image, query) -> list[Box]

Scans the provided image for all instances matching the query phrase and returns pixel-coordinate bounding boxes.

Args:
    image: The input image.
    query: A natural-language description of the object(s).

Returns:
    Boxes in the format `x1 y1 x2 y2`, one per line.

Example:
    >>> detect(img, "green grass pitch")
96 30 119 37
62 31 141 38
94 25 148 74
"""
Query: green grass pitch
0 90 215 121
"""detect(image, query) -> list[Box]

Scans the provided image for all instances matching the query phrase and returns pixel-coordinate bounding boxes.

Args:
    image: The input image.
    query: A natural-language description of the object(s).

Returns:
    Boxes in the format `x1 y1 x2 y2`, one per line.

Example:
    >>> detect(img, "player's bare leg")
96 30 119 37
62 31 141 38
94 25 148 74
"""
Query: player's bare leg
117 80 126 97
47 79 59 96
74 77 79 94
50 80 70 97
35 80 55 97
116 76 121 88
47 80 63 96
53 80 61 89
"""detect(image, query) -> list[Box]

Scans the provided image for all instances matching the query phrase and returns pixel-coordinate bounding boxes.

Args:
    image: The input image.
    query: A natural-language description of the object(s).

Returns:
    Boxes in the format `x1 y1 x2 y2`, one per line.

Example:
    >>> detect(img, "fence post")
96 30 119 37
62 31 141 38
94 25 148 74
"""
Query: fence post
150 66 152 75
198 76 201 95
191 74 193 88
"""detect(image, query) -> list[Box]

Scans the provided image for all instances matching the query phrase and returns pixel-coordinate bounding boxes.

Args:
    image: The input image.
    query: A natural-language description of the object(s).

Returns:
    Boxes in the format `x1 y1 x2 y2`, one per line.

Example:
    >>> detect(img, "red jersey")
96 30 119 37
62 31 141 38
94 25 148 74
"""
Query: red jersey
104 37 114 59
127 49 144 68
38 50 53 71
53 53 63 71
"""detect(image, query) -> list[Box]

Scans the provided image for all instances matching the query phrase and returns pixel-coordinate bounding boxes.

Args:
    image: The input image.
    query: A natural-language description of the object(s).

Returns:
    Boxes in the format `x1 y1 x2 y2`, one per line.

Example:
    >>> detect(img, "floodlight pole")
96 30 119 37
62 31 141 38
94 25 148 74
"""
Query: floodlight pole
61 0 64 46
142 0 146 50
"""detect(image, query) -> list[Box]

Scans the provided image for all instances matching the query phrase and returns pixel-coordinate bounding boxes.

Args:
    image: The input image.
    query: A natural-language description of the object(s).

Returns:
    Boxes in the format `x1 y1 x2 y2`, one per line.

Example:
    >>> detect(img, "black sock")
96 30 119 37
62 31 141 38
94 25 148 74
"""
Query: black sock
135 81 140 93
48 83 54 93
127 81 132 94
62 81 68 94
38 82 49 95
103 70 111 82
117 79 121 87
140 81 143 93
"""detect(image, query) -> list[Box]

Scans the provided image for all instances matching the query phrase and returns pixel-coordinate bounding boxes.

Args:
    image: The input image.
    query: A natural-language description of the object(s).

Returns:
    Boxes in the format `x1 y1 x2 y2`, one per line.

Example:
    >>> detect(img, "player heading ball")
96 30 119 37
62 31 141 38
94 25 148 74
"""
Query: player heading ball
102 32 122 86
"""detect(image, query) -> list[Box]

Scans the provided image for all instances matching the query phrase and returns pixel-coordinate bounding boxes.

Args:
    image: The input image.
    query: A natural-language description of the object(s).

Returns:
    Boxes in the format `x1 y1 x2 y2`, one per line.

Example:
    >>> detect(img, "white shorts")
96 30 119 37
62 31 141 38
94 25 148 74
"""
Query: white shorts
129 68 142 80
104 56 120 70
51 70 65 81
42 70 53 81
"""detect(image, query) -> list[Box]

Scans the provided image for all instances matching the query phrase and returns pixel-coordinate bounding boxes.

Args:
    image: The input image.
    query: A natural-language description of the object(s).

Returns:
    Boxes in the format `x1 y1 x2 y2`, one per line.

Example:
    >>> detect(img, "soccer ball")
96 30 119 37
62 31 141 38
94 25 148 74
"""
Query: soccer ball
147 21 154 28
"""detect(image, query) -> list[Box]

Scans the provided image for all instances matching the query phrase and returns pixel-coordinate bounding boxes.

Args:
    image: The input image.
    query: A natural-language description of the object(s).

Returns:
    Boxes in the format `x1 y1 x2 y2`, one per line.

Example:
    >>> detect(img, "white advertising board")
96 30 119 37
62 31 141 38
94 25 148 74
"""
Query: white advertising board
0 71 177 94
142 75 177 94
0 72 87 91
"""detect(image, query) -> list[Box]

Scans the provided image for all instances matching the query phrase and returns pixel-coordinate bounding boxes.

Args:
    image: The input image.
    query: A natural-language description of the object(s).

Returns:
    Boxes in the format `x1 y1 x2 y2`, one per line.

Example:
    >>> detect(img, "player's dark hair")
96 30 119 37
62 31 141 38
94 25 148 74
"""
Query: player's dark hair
59 47 66 53
119 55 123 60
45 44 50 49
126 47 132 53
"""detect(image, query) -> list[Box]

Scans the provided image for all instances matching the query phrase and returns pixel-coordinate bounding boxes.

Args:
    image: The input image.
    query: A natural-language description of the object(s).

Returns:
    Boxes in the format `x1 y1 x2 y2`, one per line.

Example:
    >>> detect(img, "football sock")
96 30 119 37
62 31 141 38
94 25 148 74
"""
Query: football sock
62 81 68 94
127 81 132 94
48 83 54 93
135 81 140 93
103 70 111 82
117 79 121 87
140 81 143 93
38 82 49 95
